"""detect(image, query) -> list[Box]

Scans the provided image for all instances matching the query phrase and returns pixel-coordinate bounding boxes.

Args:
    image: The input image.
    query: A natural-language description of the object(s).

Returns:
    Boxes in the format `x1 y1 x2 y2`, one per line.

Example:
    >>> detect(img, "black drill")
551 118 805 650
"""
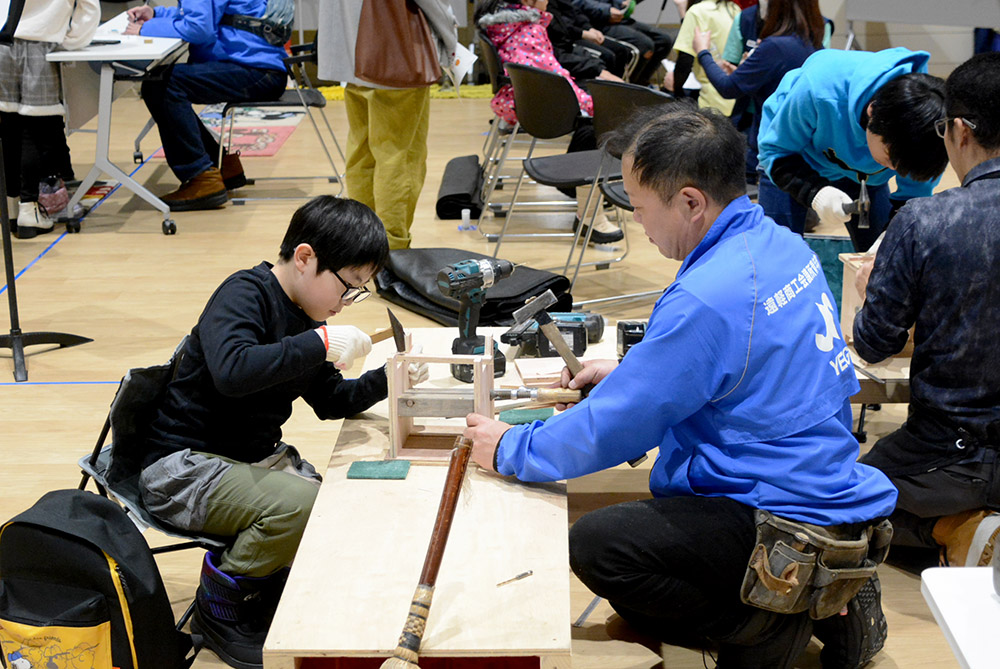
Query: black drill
436 258 515 382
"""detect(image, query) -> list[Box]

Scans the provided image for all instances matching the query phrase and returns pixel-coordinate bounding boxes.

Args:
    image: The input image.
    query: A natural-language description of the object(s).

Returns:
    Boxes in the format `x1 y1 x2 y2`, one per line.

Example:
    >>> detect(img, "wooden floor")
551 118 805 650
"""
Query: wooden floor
0 90 960 668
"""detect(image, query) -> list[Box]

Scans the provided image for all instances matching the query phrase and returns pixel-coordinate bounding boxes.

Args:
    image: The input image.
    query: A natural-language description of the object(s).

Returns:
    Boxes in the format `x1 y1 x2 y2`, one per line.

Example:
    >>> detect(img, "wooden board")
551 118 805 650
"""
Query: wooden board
262 329 572 669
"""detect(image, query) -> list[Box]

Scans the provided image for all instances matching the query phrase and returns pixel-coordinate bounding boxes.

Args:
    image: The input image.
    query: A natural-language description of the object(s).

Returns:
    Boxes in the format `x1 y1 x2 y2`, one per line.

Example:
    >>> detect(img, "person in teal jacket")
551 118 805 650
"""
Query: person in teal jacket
126 0 289 211
465 107 897 668
757 47 948 250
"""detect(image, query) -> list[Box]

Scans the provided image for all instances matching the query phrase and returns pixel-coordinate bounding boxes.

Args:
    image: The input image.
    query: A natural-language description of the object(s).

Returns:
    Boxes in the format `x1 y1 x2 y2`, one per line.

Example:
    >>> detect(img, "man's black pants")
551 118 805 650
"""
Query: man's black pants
570 496 767 643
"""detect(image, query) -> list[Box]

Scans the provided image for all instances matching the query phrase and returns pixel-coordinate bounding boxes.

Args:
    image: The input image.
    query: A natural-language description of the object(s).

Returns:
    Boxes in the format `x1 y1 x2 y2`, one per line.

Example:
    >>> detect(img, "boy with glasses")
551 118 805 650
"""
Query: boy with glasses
854 52 1000 569
137 196 427 668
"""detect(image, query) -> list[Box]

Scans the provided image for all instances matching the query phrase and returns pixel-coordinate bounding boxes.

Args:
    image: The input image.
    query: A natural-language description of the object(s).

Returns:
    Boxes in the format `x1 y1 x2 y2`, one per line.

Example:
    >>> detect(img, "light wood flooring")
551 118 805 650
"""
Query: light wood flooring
0 91 961 667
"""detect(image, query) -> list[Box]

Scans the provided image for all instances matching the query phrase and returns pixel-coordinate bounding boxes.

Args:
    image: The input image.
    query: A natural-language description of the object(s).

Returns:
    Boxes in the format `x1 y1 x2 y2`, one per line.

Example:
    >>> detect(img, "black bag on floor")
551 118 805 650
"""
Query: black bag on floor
0 489 193 669
435 154 483 219
375 248 572 326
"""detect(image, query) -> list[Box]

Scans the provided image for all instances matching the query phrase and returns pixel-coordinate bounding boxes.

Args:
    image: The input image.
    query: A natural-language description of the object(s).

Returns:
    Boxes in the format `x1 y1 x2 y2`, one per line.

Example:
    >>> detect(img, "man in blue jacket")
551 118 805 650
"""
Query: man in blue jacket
465 107 897 668
757 47 948 250
126 0 289 211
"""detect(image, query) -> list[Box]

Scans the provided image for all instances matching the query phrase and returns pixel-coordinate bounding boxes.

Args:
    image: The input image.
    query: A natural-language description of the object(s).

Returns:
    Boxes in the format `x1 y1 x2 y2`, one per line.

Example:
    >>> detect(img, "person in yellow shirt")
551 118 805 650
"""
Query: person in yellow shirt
664 0 739 115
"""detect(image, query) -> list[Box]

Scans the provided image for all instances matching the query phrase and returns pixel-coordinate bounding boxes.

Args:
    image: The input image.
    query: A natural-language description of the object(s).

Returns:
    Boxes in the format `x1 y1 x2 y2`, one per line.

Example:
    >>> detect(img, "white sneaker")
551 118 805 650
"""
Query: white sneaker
14 201 54 239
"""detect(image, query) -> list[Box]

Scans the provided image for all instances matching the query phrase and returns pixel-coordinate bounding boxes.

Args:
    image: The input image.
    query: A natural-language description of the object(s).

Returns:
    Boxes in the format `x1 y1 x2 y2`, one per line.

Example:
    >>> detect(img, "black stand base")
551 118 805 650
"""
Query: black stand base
1 138 92 382
0 329 93 382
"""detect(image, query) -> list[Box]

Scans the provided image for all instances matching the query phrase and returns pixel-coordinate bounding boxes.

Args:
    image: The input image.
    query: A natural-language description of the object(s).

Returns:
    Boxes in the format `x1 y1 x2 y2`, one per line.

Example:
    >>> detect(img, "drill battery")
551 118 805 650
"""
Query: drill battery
616 320 647 360
501 312 604 358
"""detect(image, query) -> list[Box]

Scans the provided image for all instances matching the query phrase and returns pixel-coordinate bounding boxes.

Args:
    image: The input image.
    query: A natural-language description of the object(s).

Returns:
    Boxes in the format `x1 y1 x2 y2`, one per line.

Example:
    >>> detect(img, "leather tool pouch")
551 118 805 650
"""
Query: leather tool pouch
740 510 892 619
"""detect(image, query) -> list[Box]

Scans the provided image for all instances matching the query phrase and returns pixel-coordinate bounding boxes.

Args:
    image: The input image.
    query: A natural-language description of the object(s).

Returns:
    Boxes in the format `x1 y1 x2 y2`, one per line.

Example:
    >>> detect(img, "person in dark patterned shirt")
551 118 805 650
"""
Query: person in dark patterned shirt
854 52 1000 568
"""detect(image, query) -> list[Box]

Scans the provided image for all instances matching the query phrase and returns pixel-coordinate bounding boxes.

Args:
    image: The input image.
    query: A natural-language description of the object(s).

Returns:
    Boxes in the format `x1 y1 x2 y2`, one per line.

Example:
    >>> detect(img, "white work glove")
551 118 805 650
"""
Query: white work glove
811 186 853 227
407 344 430 386
315 325 371 370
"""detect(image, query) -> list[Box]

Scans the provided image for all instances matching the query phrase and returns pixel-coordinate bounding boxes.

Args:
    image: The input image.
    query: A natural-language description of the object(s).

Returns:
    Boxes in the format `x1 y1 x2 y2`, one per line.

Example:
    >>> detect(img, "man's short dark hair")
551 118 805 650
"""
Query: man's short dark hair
278 196 389 274
866 73 948 182
622 106 746 206
945 52 1000 151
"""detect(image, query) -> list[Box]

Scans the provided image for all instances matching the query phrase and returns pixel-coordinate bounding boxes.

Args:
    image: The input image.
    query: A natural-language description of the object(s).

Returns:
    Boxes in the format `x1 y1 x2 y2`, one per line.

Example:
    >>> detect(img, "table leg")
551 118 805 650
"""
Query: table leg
67 64 171 223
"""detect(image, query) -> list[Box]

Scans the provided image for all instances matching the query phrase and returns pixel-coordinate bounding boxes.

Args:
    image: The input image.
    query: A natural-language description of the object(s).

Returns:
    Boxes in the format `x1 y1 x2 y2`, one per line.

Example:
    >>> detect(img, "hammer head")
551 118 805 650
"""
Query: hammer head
513 289 558 326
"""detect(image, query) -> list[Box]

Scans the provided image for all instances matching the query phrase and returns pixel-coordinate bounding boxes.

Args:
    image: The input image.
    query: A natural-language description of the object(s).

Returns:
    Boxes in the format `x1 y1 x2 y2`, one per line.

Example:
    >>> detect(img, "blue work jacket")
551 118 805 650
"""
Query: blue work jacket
497 197 898 525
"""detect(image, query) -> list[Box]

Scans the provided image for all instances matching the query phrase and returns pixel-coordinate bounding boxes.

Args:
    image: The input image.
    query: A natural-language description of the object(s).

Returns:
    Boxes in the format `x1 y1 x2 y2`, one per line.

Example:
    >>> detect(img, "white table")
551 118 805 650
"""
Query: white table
48 13 187 234
921 567 1000 669
263 328 573 668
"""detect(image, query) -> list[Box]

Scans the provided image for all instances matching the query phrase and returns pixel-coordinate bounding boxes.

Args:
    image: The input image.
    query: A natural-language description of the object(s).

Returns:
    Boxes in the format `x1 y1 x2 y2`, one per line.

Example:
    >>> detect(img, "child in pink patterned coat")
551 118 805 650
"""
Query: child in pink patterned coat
477 0 592 125
475 0 624 244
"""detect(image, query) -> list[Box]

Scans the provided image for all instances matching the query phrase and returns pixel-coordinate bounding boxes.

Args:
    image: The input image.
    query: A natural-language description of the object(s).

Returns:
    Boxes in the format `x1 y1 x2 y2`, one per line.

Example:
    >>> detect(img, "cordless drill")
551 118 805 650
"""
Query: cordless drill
436 258 515 382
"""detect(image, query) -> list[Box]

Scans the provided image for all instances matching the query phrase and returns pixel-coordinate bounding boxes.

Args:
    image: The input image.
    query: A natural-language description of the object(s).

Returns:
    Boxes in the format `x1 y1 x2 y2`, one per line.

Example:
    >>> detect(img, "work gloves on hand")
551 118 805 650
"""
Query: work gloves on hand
315 325 372 370
406 344 430 386
811 186 854 227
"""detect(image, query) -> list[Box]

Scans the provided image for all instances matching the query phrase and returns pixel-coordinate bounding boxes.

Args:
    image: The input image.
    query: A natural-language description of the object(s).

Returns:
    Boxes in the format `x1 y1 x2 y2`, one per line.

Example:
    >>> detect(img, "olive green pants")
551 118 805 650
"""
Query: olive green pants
343 83 430 250
200 462 319 578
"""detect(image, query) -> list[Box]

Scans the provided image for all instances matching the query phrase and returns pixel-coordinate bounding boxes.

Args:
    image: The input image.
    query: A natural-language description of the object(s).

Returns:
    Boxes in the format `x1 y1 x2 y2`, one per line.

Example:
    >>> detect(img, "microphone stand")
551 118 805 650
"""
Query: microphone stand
0 138 92 381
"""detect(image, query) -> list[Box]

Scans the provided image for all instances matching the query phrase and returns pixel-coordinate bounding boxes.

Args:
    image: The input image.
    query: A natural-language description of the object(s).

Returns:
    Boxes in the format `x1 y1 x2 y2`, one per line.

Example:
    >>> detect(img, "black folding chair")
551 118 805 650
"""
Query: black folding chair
79 337 228 629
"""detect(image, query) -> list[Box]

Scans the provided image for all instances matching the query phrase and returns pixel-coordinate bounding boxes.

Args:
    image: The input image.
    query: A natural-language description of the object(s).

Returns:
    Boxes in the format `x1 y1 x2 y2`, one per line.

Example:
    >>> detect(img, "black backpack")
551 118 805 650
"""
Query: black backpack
0 489 193 668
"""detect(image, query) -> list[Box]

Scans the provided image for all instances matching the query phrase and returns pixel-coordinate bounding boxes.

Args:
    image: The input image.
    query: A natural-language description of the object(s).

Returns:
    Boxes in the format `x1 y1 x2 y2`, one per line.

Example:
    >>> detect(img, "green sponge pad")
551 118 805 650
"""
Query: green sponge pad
347 459 411 480
499 408 554 425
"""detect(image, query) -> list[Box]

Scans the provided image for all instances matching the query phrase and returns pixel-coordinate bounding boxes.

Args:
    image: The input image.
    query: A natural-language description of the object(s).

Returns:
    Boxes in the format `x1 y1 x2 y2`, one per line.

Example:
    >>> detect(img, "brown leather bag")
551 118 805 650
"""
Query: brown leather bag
354 0 442 88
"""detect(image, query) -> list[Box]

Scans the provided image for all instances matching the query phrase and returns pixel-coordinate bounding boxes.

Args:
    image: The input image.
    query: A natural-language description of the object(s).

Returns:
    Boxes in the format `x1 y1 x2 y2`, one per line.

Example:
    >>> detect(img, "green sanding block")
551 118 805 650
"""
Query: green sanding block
499 408 554 425
347 460 411 480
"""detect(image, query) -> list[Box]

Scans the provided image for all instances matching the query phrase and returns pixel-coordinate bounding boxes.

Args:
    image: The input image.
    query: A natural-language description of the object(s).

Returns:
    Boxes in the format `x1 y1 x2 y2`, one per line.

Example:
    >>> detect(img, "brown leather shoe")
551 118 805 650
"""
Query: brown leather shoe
162 167 228 212
221 152 247 191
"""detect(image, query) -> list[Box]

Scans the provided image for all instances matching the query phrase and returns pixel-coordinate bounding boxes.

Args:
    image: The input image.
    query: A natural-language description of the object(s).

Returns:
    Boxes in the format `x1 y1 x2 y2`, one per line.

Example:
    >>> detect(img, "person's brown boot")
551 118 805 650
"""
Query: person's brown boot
931 509 1000 566
221 151 247 190
162 167 228 212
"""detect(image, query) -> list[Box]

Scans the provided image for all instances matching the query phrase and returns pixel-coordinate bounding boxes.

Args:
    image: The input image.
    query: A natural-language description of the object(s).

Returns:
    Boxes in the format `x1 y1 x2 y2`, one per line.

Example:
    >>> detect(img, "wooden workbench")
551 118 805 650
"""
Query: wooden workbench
263 329 572 669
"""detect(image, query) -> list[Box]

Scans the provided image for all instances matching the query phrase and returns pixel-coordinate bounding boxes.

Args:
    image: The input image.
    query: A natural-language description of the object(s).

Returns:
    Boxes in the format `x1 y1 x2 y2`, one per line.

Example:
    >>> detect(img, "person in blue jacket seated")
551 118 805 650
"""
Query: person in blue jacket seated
692 0 822 185
125 0 289 211
757 47 948 251
464 106 898 669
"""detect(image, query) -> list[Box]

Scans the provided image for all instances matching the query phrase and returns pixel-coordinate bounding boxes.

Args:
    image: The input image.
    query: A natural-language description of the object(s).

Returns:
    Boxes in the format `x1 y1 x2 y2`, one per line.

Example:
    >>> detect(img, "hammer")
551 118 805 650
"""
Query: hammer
844 177 871 229
513 290 584 378
512 290 649 468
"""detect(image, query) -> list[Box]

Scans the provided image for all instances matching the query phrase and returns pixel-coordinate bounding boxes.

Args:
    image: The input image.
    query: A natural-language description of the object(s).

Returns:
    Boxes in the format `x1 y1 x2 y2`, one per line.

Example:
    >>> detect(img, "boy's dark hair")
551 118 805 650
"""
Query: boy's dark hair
278 196 389 274
866 72 948 182
945 52 1000 151
622 106 746 206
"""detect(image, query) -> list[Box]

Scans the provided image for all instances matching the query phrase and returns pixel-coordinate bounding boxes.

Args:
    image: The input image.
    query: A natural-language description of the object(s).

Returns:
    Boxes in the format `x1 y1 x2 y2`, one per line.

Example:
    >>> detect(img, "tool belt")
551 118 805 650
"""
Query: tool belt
740 510 892 620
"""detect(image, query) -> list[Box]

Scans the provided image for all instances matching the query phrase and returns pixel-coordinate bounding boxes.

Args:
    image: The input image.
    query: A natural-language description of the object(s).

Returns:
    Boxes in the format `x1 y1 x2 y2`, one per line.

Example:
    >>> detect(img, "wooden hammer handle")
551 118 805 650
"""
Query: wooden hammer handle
537 320 584 377
383 437 472 668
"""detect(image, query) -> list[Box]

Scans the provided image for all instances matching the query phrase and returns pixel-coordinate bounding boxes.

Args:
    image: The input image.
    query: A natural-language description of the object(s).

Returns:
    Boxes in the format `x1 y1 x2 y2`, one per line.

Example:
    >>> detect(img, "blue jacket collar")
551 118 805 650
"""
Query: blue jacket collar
678 195 762 276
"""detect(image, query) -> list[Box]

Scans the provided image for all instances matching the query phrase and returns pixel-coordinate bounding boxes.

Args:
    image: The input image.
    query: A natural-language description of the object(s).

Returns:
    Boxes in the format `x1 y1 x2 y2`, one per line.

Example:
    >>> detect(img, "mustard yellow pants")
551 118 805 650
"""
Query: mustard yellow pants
344 84 430 249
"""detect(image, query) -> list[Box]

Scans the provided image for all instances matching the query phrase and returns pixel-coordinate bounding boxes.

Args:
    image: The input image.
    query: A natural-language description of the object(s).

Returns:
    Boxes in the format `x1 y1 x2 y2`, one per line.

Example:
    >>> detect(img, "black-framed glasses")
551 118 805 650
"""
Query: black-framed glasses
935 117 977 138
330 268 371 303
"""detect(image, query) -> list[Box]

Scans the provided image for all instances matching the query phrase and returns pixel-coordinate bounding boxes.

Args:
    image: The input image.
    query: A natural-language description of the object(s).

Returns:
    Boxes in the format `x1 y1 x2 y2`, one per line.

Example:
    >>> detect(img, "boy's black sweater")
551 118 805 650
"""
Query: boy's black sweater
145 262 388 467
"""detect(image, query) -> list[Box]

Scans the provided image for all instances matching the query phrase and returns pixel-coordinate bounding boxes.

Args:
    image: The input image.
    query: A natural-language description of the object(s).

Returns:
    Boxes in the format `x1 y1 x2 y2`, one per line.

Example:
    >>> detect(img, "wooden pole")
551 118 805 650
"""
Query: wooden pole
381 436 473 668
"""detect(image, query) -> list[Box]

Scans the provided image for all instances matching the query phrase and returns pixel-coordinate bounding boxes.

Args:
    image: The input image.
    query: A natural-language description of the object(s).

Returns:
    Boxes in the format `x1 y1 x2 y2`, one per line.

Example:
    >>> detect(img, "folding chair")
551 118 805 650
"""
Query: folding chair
476 33 571 223
480 63 611 256
564 79 674 299
79 337 227 629
219 42 347 204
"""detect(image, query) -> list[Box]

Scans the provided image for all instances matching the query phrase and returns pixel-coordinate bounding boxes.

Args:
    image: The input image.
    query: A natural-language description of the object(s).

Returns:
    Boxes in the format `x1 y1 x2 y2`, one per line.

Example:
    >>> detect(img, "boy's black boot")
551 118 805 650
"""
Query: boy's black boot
190 551 284 669
813 573 888 668
713 609 813 669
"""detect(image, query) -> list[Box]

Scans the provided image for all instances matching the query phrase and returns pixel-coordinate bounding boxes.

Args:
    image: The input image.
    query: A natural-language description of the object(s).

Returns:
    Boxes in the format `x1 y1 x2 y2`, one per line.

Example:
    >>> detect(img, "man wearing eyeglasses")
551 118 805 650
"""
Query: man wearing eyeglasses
853 52 1000 568
135 196 428 668
757 47 949 251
